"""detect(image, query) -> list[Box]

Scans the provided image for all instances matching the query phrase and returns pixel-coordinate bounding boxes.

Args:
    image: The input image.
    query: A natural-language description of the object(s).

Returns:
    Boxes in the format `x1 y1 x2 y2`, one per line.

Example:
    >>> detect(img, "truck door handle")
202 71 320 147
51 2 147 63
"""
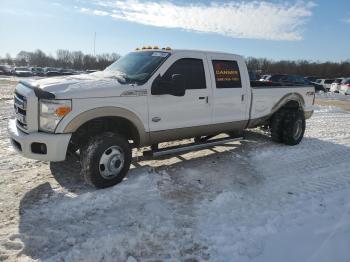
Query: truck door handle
199 96 209 103
152 117 161 122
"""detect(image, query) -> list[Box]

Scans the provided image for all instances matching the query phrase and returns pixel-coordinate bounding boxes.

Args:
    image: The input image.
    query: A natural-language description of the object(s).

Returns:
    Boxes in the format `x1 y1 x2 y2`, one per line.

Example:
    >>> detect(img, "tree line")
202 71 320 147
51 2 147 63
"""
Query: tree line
0 49 120 70
1 49 350 77
246 57 350 78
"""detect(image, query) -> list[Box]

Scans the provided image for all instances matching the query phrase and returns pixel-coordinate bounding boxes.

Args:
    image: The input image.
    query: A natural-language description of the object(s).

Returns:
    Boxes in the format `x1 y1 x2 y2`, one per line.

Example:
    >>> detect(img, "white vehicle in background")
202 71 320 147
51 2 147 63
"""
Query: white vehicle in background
8 48 315 188
340 79 350 95
14 67 33 77
259 74 271 81
315 79 335 91
330 78 348 93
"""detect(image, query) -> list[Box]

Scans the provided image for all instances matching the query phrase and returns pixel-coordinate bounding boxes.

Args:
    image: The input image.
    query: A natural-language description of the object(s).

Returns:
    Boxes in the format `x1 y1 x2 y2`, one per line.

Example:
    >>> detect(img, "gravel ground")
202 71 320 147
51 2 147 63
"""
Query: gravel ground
0 80 349 261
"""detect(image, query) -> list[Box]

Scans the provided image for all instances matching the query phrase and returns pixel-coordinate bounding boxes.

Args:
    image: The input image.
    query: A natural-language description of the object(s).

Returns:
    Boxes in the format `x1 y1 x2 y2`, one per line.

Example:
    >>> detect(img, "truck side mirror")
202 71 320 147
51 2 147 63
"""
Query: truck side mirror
151 74 186 97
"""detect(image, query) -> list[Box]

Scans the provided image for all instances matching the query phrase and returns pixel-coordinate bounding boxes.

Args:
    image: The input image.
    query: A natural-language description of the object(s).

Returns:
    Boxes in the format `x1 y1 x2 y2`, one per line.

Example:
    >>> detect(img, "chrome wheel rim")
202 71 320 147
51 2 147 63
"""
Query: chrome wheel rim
99 146 125 179
293 119 303 140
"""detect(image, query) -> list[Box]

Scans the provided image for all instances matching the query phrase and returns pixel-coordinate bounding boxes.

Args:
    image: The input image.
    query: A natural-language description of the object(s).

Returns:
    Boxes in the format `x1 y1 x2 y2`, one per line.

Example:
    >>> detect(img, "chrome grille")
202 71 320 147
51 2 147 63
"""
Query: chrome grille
14 92 27 130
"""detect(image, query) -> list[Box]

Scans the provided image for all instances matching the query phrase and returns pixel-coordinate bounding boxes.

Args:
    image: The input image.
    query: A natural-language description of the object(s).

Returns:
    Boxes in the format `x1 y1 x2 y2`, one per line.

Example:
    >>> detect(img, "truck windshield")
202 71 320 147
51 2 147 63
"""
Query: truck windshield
105 51 170 84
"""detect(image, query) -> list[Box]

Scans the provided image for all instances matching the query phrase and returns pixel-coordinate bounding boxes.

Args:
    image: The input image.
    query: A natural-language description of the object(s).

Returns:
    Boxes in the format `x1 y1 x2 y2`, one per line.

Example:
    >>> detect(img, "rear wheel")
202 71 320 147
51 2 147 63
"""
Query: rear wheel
270 110 286 143
282 110 305 145
80 132 132 188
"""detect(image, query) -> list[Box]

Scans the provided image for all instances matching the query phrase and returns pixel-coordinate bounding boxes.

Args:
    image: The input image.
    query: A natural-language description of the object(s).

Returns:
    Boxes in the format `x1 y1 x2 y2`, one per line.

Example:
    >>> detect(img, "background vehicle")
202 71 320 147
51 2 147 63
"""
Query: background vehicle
59 69 76 76
330 78 349 93
280 75 308 85
86 69 98 74
259 74 271 81
0 65 12 75
31 67 45 76
340 79 350 95
9 49 315 188
304 76 322 83
14 67 33 77
264 74 287 83
315 79 335 91
44 67 61 77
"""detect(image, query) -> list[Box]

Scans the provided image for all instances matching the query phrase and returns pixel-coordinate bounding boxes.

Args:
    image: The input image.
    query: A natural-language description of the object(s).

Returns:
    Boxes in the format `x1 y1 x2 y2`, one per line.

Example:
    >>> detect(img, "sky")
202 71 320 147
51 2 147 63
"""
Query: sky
0 0 349 62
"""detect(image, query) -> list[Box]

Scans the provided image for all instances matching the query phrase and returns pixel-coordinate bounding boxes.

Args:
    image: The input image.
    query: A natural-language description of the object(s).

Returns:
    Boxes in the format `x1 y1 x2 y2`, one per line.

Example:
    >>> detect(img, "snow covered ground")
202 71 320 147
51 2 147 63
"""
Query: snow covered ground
0 81 349 261
316 92 350 101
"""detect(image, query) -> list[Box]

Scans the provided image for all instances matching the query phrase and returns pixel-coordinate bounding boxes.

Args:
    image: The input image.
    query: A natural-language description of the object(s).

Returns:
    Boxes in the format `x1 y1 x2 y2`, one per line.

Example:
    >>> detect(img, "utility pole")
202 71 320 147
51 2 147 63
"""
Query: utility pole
93 32 96 57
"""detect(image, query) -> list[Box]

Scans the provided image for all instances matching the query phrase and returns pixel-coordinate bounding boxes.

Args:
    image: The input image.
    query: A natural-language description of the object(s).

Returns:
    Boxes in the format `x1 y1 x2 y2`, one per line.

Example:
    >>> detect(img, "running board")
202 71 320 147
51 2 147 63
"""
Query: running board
143 137 243 158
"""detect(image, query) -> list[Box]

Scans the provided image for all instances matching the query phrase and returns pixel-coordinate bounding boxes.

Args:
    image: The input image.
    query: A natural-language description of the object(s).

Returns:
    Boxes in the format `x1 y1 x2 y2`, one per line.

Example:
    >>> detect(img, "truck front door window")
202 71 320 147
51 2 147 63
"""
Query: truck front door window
212 60 242 88
162 58 206 90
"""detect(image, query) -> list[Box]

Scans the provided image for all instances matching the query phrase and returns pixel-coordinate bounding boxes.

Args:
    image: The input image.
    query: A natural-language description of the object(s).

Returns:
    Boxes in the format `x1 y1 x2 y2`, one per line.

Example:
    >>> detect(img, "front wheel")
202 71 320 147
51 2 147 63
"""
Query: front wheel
80 132 132 188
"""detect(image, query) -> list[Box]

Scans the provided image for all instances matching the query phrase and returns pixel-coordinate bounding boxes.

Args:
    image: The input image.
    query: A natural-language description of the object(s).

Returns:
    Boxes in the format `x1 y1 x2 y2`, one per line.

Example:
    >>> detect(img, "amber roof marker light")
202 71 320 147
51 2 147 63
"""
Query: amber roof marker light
135 46 172 51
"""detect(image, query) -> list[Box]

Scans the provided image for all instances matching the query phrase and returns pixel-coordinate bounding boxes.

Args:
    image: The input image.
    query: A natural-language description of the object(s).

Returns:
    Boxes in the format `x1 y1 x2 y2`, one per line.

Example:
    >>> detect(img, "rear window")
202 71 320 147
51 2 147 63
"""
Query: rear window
325 79 334 84
212 60 242 88
315 79 322 83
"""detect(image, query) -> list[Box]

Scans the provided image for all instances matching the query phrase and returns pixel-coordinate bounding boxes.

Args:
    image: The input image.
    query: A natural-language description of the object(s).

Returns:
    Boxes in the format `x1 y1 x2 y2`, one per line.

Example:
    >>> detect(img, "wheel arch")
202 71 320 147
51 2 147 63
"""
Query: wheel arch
271 92 305 115
61 107 149 146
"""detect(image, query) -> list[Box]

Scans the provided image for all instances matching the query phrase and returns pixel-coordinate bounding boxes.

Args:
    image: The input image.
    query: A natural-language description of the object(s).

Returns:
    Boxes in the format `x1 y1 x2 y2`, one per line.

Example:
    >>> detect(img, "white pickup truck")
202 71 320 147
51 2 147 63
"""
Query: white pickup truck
9 48 315 188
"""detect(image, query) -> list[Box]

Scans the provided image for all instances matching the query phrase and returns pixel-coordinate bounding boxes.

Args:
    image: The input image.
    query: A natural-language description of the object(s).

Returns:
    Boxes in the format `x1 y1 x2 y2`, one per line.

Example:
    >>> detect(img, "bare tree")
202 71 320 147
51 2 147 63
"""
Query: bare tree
71 51 84 70
5 53 13 66
56 49 71 68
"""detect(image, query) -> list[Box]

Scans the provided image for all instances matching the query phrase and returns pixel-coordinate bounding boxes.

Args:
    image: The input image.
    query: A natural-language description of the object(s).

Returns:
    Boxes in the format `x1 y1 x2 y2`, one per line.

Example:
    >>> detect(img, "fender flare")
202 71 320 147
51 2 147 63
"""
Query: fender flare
60 107 149 146
271 92 305 115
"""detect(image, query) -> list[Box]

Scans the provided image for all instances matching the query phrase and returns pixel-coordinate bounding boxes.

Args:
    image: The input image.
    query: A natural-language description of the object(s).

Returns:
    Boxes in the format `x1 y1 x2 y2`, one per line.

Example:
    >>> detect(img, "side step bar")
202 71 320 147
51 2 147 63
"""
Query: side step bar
143 137 243 158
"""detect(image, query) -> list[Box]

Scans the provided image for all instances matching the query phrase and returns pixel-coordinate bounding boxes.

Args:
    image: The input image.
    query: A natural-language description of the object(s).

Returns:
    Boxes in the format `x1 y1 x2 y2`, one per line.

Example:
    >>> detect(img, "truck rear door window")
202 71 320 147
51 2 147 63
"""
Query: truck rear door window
212 60 242 88
163 58 206 89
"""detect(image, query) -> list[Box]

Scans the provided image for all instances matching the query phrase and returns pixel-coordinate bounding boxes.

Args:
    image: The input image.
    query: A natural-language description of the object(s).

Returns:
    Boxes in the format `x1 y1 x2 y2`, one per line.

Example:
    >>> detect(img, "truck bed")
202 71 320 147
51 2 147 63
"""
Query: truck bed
249 81 315 124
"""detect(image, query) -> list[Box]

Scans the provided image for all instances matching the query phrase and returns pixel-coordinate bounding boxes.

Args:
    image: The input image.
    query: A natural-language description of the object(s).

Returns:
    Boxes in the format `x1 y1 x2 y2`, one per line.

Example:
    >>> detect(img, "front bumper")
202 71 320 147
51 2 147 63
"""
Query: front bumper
8 119 71 162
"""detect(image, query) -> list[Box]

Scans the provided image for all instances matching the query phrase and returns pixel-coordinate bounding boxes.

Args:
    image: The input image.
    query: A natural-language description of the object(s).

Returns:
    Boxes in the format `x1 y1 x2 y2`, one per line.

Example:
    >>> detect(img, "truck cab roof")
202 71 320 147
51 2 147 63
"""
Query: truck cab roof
137 48 243 59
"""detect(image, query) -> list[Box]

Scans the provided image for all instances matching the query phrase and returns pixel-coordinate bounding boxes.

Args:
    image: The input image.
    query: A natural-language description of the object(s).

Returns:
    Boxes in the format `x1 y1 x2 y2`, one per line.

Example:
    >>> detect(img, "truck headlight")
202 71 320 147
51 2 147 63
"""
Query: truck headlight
39 99 71 132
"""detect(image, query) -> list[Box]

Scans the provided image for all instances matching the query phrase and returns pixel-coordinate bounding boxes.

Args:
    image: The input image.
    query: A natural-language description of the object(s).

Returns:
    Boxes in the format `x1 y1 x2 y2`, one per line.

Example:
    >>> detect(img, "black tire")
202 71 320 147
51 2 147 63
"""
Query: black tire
194 136 203 143
282 110 305 146
270 109 286 143
80 132 132 188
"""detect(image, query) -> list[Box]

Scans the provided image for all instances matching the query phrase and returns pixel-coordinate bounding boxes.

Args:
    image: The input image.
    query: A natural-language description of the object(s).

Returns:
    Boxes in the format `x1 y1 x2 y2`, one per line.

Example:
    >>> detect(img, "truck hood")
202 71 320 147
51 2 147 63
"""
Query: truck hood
25 72 136 99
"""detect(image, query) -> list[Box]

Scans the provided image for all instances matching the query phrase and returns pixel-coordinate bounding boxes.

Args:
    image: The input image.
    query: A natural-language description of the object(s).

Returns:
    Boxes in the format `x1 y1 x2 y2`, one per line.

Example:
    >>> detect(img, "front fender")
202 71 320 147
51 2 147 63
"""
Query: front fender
56 106 149 146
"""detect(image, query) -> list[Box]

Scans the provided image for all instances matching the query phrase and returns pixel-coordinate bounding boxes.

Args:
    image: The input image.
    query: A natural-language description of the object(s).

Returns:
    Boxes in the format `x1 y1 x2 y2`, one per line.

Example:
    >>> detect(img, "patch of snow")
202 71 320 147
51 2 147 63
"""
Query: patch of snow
126 256 137 262
313 105 346 113
252 189 350 262
316 92 350 101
